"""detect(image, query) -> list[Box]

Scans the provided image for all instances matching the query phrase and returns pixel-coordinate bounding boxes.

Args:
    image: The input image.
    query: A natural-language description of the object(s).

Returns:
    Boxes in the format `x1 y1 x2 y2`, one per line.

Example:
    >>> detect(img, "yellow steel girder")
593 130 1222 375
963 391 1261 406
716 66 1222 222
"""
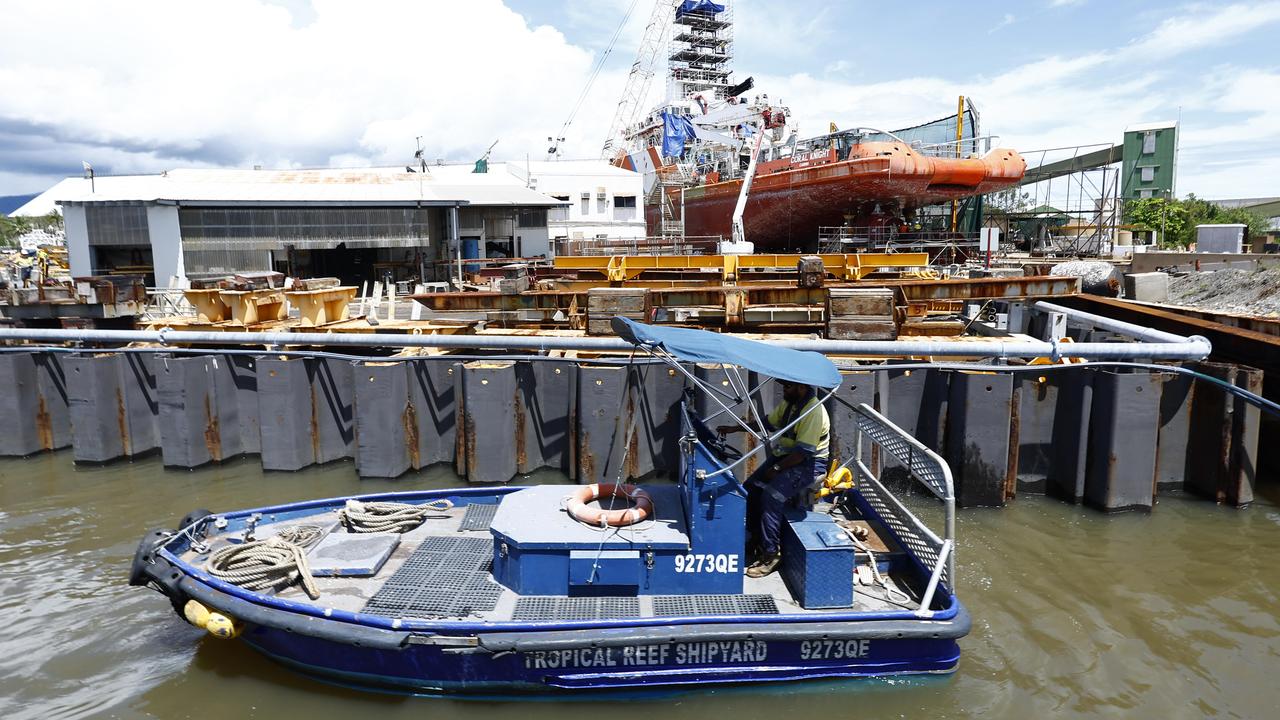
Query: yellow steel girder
552 253 930 283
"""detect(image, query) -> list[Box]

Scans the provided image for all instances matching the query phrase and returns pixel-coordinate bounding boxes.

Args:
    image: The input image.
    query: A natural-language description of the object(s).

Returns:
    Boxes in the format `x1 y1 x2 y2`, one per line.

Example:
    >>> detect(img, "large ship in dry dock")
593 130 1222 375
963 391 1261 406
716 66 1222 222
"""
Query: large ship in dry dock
608 0 1027 251
649 132 1027 250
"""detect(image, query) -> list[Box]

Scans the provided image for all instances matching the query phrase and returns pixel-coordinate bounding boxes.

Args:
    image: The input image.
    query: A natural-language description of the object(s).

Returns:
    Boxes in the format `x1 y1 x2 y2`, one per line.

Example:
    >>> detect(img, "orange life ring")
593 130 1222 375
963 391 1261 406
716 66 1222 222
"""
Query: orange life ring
565 483 654 527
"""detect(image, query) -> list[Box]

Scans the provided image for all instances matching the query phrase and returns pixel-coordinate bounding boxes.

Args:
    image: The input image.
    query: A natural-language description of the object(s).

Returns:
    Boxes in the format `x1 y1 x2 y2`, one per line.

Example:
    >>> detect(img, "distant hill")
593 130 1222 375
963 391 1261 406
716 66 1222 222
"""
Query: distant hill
0 194 39 216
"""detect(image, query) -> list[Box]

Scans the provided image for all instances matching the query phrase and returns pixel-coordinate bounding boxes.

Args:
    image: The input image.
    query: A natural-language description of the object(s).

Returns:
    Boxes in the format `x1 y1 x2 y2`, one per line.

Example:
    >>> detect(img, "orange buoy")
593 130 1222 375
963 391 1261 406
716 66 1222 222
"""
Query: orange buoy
565 483 654 527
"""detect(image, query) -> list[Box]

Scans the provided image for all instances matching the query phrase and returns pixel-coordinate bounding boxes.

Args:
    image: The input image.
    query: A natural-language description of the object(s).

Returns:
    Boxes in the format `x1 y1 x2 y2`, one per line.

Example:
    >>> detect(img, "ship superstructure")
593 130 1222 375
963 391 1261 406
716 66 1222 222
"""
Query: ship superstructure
608 0 1026 252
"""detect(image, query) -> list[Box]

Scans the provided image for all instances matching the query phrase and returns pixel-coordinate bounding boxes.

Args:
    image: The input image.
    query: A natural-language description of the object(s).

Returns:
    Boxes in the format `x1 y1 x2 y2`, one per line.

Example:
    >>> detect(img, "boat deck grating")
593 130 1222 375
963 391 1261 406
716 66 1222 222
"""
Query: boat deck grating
512 597 643 622
362 583 505 619
417 536 493 555
360 535 502 619
652 594 779 616
398 552 493 573
458 503 500 532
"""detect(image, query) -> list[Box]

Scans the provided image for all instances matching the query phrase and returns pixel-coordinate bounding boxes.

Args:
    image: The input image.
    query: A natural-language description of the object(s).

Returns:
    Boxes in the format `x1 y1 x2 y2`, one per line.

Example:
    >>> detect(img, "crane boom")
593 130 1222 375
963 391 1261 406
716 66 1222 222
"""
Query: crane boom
601 0 679 158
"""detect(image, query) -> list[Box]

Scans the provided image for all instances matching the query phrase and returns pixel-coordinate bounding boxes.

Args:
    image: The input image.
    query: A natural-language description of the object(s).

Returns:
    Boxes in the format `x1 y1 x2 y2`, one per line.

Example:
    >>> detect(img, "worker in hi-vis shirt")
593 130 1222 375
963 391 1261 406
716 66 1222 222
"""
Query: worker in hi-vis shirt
718 379 829 578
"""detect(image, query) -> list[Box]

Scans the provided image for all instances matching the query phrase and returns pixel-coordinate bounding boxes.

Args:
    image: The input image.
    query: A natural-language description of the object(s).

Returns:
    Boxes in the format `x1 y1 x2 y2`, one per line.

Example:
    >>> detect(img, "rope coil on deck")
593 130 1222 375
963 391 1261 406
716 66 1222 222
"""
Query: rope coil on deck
339 499 454 534
206 536 320 600
275 524 325 551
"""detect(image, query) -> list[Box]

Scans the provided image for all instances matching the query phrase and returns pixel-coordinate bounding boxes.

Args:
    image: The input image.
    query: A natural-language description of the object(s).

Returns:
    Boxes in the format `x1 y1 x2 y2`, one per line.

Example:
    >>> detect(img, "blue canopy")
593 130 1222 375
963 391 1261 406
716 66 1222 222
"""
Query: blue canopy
677 0 726 18
612 317 843 389
661 110 696 158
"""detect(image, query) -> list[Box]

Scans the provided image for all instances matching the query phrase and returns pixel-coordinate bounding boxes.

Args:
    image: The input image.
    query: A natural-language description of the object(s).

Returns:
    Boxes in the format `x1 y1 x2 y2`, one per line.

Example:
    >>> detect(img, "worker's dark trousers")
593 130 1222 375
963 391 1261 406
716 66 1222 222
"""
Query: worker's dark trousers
745 457 822 557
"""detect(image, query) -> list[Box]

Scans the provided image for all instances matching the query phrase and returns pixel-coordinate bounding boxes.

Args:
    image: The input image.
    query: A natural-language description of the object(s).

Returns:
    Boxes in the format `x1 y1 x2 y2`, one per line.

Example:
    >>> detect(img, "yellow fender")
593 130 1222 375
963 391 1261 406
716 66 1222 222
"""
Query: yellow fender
182 598 241 640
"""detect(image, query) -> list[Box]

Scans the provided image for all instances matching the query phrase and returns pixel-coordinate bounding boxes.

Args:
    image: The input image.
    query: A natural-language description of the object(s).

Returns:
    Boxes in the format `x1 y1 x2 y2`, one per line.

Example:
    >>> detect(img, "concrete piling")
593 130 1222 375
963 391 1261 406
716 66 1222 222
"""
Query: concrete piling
0 353 44 456
65 353 159 463
946 372 1015 508
228 356 261 456
513 361 575 476
1084 370 1160 512
458 361 518 483
157 355 241 468
308 358 356 465
257 358 314 471
0 348 1261 514
1186 362 1262 507
406 359 459 471
884 367 950 483
827 369 883 473
1155 370 1194 493
576 364 630 484
354 361 413 479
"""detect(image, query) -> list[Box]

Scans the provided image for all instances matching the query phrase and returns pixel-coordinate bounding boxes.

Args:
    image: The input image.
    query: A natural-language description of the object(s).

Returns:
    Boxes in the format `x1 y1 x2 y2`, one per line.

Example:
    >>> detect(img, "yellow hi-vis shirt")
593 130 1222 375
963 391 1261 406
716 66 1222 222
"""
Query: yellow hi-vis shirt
766 395 829 461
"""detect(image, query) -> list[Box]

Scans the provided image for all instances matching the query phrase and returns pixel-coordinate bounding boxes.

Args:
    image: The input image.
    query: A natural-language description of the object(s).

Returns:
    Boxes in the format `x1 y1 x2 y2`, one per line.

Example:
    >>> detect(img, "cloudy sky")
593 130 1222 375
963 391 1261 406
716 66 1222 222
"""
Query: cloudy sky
0 0 1276 200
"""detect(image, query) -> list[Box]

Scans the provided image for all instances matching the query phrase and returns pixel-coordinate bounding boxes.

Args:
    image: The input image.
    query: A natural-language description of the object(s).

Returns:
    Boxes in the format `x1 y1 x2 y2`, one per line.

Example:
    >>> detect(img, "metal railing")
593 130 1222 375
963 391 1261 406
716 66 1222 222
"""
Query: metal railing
912 135 999 158
841 402 954 615
142 288 194 320
818 226 984 257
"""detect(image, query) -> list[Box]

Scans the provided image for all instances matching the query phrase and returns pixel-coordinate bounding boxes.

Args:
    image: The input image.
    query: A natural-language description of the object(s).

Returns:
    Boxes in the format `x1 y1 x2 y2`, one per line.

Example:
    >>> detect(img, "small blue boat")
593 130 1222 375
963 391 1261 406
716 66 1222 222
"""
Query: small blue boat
130 318 966 695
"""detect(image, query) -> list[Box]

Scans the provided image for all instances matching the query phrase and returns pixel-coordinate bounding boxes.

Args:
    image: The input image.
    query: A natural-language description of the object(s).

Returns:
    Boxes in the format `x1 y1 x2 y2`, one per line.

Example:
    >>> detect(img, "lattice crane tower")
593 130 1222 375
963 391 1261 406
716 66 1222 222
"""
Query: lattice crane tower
601 0 681 158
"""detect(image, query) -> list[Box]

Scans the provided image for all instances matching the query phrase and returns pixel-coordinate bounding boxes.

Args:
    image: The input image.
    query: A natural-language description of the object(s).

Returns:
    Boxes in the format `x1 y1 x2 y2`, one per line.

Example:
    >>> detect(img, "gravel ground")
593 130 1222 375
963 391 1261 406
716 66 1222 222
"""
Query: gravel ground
1167 267 1280 316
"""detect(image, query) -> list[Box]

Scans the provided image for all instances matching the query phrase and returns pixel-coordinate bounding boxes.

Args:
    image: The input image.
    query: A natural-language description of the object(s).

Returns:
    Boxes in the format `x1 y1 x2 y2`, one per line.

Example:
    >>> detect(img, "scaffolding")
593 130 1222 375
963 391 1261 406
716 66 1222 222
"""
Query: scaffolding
667 0 734 102
1001 143 1124 258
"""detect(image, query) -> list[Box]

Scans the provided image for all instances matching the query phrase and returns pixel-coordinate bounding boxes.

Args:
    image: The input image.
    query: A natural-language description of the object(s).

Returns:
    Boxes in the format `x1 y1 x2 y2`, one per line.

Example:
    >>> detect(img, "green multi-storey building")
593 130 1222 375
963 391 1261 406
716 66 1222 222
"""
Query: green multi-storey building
1121 121 1178 200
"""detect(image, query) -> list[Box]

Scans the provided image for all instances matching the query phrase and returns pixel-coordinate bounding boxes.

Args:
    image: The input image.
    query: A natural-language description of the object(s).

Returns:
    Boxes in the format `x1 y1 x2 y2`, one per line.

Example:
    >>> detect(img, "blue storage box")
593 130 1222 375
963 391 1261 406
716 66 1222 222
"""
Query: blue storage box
780 513 855 609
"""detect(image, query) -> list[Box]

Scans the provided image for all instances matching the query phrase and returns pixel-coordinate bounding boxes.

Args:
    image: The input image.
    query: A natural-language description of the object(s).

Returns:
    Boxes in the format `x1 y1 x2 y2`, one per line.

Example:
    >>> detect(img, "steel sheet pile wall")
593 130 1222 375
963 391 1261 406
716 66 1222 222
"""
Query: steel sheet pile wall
0 350 1263 511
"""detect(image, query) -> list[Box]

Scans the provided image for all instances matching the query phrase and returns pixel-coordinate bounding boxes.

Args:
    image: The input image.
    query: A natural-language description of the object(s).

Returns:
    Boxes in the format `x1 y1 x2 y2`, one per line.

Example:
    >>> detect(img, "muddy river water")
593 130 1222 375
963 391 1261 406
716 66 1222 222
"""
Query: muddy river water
1 453 1277 719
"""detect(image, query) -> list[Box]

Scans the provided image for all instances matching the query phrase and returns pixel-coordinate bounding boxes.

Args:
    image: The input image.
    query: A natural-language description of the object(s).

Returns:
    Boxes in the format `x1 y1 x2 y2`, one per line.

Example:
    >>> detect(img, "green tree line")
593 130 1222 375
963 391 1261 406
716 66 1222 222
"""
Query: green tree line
0 213 63 247
1125 195 1271 248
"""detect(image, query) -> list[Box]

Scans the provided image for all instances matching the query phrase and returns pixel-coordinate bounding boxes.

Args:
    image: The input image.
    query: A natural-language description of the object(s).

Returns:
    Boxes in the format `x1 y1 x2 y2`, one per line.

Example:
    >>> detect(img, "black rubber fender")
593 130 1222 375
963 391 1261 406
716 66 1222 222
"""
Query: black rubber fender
129 528 173 587
178 508 214 532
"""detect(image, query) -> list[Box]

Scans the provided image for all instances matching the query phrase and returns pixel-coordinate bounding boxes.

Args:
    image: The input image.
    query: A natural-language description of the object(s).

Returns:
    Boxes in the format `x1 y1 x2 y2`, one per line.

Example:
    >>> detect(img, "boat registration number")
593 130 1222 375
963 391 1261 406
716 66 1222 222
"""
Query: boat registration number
799 639 871 660
673 553 739 573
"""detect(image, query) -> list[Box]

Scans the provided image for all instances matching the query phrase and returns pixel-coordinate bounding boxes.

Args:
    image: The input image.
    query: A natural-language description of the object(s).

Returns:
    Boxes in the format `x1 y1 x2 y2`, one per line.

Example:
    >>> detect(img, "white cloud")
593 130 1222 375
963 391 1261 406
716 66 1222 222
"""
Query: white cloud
1121 2 1280 59
2 0 1279 201
0 0 619 192
989 13 1017 34
751 2 1280 198
1050 0 1085 7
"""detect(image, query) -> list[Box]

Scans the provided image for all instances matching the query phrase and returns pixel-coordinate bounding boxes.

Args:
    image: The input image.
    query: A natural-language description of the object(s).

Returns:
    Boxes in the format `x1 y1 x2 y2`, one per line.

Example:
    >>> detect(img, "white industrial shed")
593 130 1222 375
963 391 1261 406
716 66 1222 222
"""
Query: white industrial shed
44 166 576 287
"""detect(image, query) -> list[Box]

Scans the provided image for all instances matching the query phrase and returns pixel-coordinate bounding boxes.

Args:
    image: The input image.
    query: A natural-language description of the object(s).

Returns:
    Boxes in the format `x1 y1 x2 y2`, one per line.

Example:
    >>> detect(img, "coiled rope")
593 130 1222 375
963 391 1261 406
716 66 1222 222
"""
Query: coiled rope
207 535 320 600
339 499 454 534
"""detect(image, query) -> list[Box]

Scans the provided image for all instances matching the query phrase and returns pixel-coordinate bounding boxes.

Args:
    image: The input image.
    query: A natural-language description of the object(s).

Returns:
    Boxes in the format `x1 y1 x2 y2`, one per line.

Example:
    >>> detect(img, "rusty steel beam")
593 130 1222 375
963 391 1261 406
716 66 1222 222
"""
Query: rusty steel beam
411 276 1080 314
881 276 1081 301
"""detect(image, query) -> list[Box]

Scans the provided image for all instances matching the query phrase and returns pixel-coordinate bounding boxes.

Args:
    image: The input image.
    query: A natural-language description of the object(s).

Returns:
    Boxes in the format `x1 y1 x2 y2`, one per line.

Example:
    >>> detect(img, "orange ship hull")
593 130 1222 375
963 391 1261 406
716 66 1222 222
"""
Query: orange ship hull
648 142 1026 251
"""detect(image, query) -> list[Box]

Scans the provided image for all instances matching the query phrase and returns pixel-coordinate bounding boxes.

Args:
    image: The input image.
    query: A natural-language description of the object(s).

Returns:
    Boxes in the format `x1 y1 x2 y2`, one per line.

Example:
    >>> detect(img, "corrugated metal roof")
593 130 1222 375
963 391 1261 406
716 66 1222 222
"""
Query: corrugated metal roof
10 179 77 217
48 167 563 207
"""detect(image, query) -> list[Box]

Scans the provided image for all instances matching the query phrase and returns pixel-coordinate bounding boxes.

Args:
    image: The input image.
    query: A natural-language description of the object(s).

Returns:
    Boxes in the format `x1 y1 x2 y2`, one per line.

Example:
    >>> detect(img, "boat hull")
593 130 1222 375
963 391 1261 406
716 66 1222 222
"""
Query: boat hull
649 145 1026 252
243 621 965 694
136 541 967 696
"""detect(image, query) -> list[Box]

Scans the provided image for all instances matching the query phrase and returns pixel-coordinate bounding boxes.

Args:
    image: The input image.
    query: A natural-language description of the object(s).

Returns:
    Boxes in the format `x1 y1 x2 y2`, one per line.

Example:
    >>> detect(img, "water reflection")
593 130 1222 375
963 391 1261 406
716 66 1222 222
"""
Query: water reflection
0 452 1276 719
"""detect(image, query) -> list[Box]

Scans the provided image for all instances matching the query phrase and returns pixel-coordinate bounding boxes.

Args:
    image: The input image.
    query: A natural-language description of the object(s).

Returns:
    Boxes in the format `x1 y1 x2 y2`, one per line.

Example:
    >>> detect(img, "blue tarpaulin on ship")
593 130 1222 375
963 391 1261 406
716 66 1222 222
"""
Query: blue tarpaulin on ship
677 0 726 18
612 317 843 389
661 111 696 158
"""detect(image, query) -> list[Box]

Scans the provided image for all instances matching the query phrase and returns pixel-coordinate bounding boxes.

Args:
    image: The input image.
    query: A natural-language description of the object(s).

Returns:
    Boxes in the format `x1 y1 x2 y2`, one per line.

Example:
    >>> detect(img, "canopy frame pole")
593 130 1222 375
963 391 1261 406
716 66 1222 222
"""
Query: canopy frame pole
696 376 773 425
642 343 765 441
724 364 770 447
703 385 839 480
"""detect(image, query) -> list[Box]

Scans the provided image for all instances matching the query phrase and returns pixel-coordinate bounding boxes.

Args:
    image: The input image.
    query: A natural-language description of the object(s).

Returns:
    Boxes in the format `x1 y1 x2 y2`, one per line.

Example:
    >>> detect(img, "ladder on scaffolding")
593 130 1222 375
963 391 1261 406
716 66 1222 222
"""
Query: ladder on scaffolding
652 176 686 240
